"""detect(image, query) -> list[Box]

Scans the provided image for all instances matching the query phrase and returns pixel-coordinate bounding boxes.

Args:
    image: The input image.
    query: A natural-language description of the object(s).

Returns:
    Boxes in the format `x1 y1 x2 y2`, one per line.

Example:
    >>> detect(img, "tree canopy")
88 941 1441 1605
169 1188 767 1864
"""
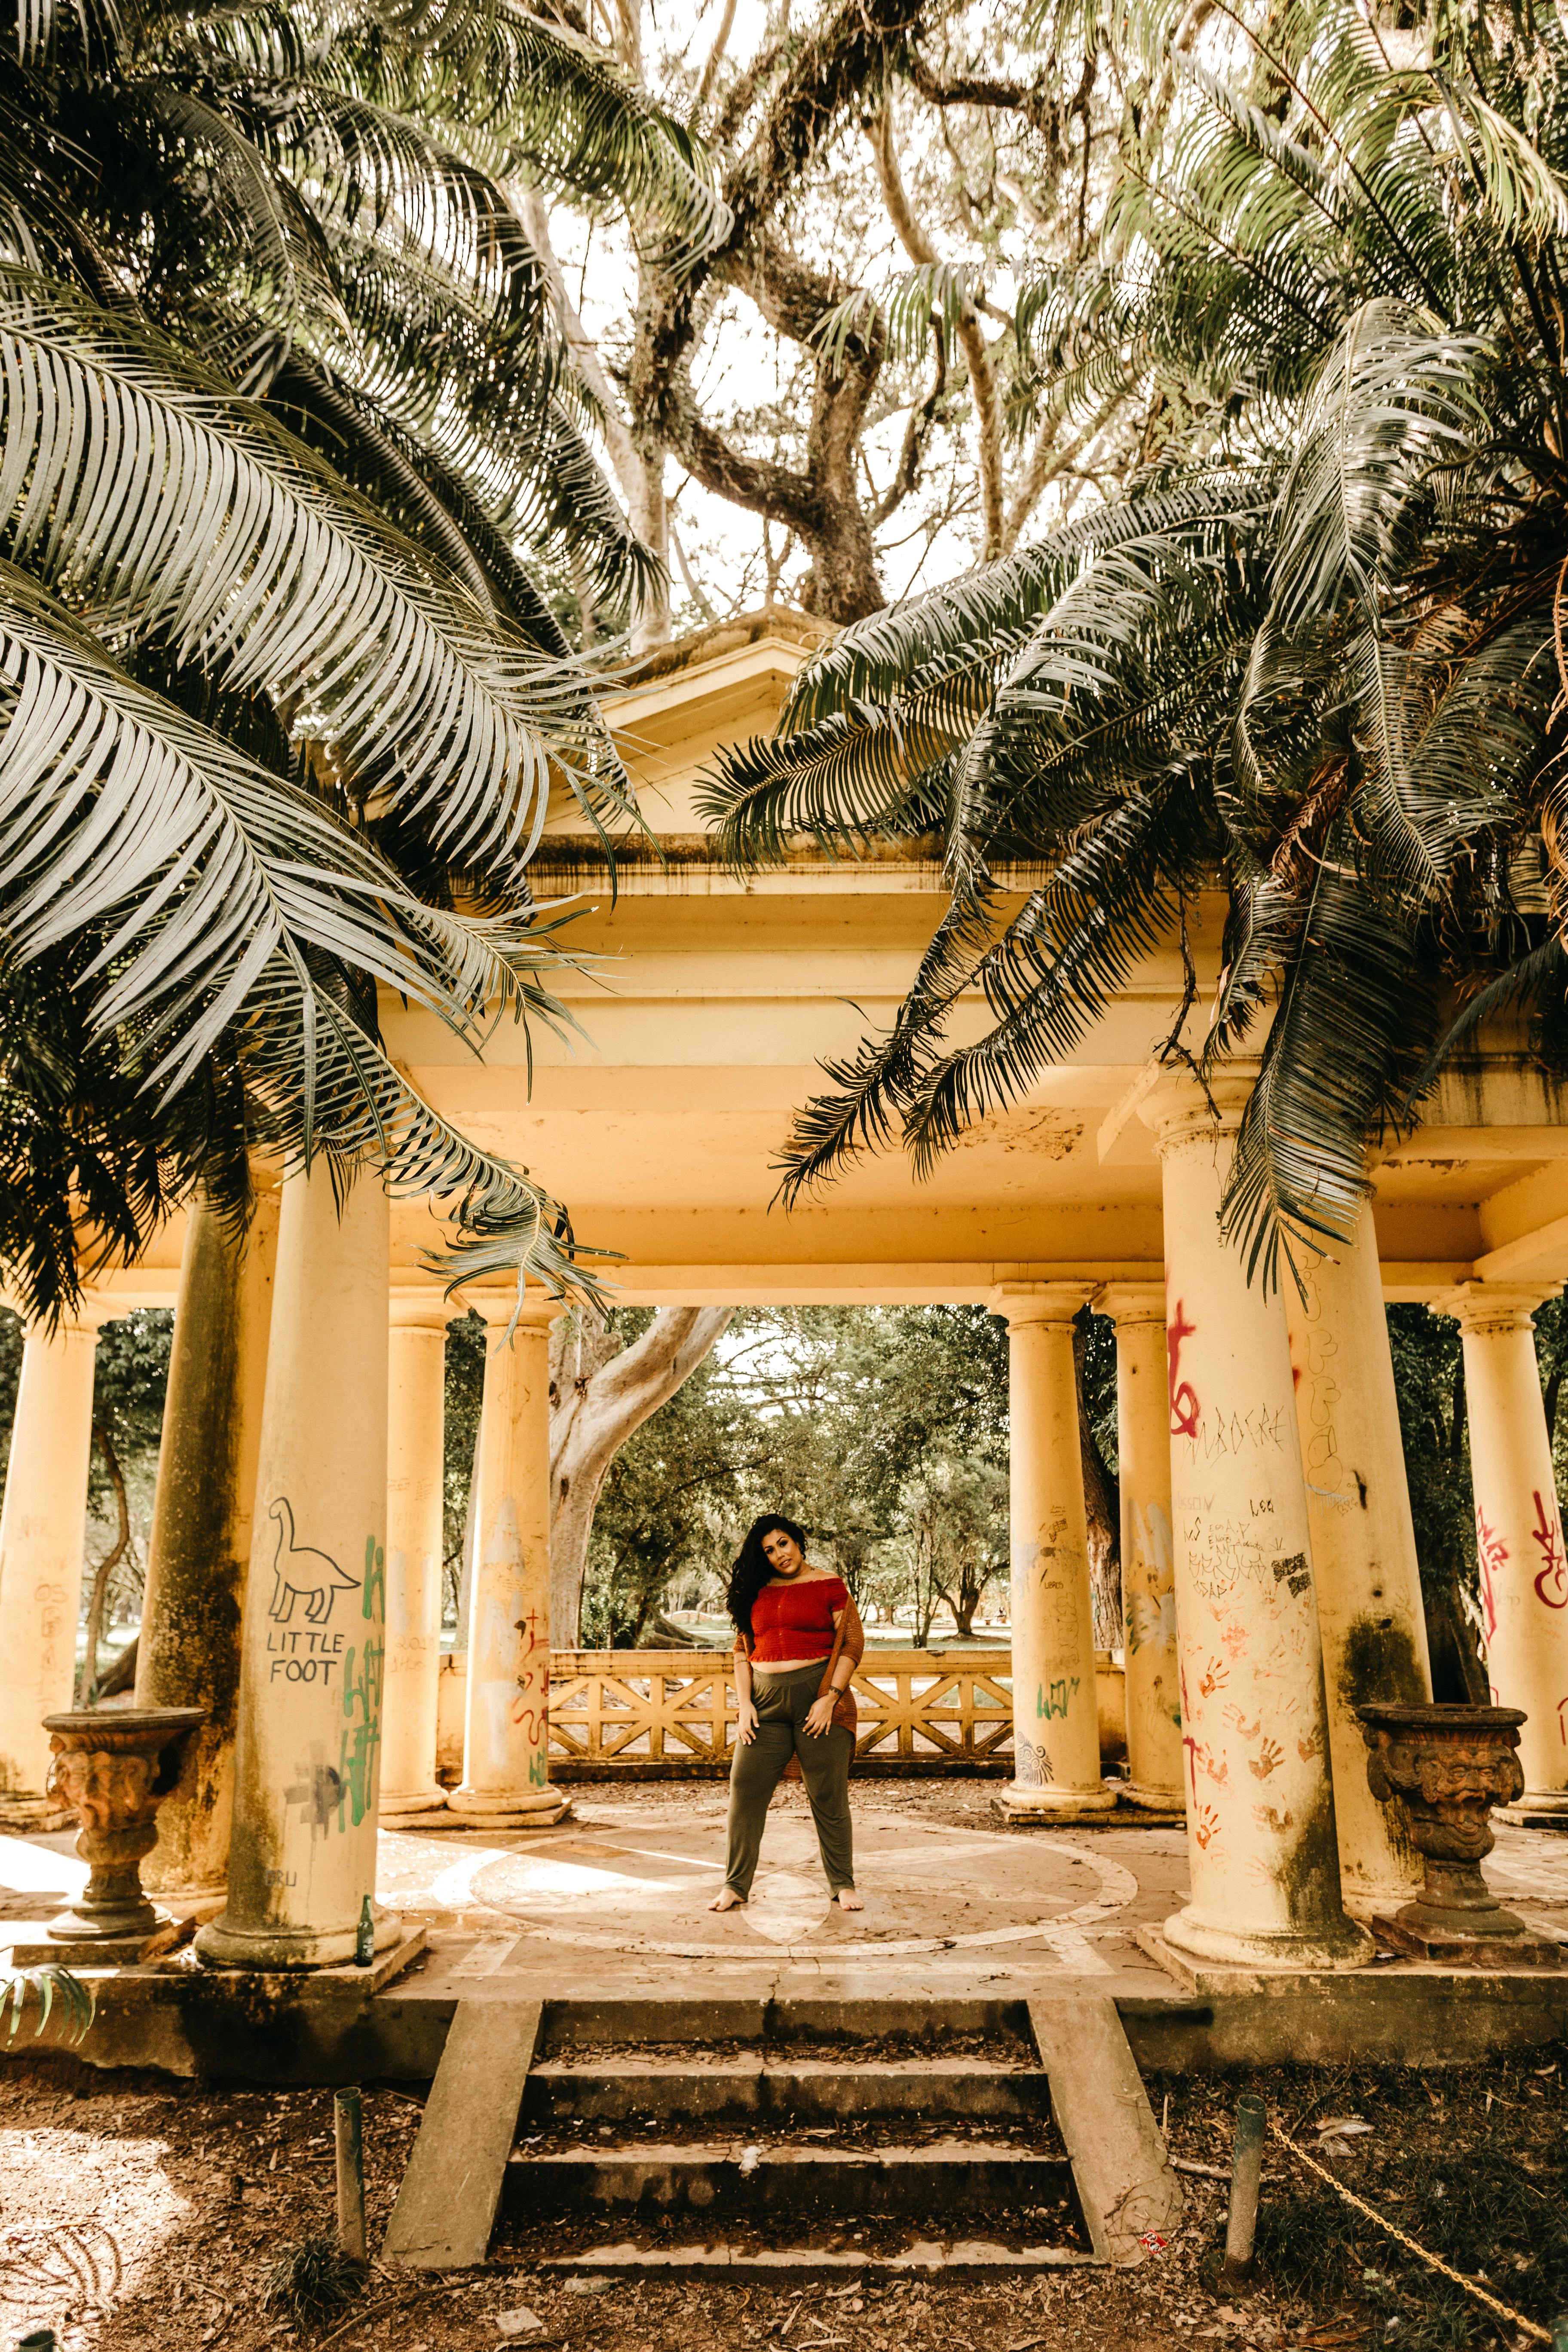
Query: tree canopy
0 0 723 1319
703 0 1568 1288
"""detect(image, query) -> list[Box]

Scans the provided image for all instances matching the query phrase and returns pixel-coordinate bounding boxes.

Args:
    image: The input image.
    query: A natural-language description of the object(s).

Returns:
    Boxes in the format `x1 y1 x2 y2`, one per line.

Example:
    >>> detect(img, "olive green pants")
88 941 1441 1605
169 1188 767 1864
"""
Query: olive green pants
724 1660 855 1899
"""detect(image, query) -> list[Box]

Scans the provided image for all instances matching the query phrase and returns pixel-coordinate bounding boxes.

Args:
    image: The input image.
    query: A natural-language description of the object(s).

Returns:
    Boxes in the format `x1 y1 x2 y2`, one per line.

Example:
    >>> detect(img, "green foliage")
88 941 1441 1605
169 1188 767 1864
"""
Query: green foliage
703 0 1568 1289
0 0 722 1320
260 2234 364 2329
584 1347 766 1646
582 1305 1013 1642
87 1312 173 1514
0 1960 94 2048
1386 1305 1485 1702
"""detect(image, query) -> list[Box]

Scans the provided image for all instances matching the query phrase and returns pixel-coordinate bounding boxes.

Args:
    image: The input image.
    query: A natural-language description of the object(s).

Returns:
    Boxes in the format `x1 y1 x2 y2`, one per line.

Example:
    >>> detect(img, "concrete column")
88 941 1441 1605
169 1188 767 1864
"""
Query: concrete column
448 1291 568 1829
138 1190 280 1897
196 1163 402 1969
1285 1207 1430 1912
1432 1280 1568 1812
0 1302 109 1824
990 1283 1115 1821
1096 1282 1184 1809
1140 1067 1369 1970
380 1292 451 1820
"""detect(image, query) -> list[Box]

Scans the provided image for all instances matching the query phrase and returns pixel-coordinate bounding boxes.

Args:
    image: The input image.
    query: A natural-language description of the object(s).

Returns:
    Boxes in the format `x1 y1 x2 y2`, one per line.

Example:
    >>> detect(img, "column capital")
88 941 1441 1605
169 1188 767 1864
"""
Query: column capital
988 1279 1097 1328
1137 1059 1261 1152
462 1283 569 1336
1430 1279 1564 1335
1094 1278 1167 1328
388 1287 455 1335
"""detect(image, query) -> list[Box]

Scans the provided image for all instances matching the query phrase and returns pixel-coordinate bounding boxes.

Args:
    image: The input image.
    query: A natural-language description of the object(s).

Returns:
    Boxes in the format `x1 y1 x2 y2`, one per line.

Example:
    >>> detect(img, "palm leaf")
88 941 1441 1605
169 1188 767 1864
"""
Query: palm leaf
0 266 631 894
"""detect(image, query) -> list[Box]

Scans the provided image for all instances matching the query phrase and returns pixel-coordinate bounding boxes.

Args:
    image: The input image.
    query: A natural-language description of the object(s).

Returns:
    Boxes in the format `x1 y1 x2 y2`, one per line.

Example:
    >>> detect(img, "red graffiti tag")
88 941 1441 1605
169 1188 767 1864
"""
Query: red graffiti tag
1167 1299 1200 1439
1475 1504 1507 1642
1179 1653 1200 1801
1531 1491 1568 1610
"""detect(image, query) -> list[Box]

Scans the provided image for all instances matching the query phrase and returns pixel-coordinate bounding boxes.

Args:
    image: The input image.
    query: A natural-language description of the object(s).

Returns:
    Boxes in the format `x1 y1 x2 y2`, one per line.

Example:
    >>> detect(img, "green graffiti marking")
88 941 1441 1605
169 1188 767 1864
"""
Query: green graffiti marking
1037 1677 1081 1719
362 1535 386 1623
338 1635 385 1829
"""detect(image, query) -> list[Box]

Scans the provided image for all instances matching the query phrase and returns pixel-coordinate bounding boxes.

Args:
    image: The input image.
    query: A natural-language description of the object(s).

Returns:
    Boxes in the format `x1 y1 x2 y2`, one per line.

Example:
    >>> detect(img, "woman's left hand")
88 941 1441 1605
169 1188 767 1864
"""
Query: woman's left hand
803 1694 836 1738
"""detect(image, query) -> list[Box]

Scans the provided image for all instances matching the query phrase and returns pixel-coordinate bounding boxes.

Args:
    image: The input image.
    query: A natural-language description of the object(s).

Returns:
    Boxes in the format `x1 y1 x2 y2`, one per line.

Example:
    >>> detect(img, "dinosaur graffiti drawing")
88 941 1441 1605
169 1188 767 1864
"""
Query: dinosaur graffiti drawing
267 1498 359 1626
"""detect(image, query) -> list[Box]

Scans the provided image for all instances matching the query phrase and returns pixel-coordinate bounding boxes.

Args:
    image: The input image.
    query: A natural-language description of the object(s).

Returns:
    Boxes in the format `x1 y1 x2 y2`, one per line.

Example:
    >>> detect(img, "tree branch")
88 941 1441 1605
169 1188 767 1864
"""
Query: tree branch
79 1422 132 1704
696 0 739 113
870 105 1002 560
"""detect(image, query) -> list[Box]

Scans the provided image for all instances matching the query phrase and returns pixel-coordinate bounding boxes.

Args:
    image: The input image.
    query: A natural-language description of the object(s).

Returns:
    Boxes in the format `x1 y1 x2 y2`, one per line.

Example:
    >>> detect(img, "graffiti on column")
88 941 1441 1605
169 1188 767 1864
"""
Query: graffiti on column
1530 1491 1568 1609
339 1626 385 1828
513 1602 550 1787
1037 1677 1081 1718
266 1498 358 1624
1014 1731 1054 1786
362 1533 386 1623
1167 1302 1200 1438
1559 1696 1568 1746
1474 1505 1507 1639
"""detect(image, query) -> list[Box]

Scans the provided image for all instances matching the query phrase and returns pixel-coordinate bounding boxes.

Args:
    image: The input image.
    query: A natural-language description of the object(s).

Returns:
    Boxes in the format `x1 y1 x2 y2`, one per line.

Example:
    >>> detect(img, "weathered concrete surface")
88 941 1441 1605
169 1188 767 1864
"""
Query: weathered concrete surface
384 1994 540 2268
138 1190 278 1896
1028 1994 1182 2263
5 1798 1568 2079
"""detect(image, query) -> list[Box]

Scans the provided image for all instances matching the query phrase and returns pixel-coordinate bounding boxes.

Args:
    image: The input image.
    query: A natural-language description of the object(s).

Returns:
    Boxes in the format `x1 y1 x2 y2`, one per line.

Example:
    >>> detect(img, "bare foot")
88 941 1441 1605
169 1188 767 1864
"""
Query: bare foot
707 1888 746 1911
835 1888 864 1911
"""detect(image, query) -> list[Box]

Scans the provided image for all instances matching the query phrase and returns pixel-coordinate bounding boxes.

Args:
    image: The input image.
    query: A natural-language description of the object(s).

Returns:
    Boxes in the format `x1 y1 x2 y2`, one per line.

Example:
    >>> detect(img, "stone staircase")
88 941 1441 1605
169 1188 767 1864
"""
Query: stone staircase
384 1996 1182 2279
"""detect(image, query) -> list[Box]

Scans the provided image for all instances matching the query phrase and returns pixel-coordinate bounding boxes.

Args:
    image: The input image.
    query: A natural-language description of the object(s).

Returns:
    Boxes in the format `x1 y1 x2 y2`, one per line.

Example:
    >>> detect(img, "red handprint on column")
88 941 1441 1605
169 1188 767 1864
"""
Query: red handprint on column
1167 1300 1200 1439
1531 1491 1568 1610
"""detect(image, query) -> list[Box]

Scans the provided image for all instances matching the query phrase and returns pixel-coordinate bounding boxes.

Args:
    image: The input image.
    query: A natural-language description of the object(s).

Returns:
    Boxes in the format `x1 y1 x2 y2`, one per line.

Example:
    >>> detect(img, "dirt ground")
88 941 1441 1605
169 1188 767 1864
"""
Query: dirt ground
3 2045 1565 2352
4 1783 1566 2352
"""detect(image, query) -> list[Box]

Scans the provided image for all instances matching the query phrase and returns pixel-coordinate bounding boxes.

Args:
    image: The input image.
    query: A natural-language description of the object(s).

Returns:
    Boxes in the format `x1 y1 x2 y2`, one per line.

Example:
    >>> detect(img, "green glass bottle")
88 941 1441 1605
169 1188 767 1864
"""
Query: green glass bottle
354 1895 375 1967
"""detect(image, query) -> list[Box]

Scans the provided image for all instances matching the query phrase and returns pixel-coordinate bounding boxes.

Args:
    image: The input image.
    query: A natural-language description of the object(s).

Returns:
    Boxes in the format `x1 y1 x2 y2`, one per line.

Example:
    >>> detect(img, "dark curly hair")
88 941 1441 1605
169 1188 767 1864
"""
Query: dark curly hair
725 1513 808 1642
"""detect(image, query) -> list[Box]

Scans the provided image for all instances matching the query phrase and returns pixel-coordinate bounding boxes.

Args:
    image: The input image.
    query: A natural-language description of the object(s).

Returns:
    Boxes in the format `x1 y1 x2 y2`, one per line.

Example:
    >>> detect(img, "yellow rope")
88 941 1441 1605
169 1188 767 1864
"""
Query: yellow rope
1270 2122 1551 2345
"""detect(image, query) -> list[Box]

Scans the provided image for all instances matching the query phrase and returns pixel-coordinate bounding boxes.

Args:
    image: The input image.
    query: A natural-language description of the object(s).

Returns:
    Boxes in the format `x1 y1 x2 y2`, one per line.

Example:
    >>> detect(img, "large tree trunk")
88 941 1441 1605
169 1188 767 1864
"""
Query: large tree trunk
1074 1322 1122 1651
548 1307 733 1643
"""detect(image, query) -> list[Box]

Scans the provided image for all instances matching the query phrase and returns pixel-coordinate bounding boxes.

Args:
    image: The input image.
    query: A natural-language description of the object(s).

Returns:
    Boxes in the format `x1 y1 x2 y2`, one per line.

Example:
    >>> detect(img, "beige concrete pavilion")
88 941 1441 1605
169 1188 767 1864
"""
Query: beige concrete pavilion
4 610 1568 1976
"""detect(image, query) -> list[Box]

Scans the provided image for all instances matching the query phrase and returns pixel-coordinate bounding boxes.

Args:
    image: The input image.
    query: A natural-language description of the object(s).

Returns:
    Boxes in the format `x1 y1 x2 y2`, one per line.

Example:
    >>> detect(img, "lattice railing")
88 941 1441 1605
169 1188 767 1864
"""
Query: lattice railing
544 1648 1017 1777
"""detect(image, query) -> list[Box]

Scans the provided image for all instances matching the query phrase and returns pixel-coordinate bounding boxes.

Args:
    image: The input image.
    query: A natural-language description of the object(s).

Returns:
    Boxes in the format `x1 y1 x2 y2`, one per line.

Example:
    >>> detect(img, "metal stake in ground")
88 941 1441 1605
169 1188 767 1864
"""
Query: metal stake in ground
335 2088 366 2264
1221 2095 1266 2287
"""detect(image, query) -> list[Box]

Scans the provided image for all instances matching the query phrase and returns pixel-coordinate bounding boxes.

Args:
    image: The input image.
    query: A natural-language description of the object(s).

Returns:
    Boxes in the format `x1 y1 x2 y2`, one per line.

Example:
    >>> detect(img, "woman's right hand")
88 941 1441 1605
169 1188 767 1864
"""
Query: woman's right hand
735 1700 758 1746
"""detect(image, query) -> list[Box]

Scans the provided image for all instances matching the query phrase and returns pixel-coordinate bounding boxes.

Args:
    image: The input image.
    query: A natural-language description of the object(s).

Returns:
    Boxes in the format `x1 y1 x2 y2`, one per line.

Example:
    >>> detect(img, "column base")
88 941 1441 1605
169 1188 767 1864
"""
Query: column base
0 1795 78 1834
1342 1882 1426 1923
379 1785 450 1821
1120 1780 1186 1813
992 1780 1119 1826
1161 1902 1374 1973
446 1786 570 1830
195 1899 405 1972
1498 1790 1568 1828
7 1916 191 1968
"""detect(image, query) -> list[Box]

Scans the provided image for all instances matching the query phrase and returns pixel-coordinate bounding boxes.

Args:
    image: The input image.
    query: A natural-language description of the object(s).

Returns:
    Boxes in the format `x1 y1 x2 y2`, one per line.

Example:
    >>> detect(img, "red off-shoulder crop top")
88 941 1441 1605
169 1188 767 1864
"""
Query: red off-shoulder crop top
748 1573 849 1663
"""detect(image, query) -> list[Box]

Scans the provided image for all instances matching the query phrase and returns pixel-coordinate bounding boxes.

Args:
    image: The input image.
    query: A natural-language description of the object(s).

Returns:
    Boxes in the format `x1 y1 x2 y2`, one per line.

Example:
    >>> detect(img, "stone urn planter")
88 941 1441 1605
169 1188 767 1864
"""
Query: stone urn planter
1357 1702 1562 1966
36 1708 205 1963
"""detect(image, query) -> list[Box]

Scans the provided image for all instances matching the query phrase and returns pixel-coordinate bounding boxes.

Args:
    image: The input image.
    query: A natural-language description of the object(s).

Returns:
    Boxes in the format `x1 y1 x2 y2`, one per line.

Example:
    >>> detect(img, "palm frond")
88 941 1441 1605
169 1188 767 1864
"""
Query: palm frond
0 266 630 894
1266 300 1482 631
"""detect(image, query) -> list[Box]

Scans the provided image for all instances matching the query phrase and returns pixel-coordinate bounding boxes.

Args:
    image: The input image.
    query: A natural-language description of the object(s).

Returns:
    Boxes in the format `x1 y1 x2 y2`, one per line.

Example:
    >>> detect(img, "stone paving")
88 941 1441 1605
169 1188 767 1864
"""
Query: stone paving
7 1780 1568 2010
368 1781 1568 2006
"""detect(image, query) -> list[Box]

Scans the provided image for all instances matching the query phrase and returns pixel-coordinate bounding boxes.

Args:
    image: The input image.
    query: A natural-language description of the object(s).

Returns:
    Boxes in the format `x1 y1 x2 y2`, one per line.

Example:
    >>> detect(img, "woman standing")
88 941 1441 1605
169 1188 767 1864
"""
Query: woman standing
708 1513 864 1913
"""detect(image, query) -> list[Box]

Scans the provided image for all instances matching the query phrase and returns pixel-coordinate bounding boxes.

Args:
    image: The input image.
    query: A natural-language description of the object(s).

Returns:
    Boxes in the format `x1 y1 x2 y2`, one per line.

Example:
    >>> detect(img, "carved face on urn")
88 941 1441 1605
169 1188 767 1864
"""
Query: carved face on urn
1357 1703 1525 1865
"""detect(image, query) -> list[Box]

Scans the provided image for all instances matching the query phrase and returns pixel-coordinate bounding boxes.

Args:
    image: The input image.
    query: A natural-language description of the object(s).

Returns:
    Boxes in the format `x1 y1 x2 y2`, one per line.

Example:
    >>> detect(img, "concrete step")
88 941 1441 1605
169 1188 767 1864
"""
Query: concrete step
505 2136 1076 2220
496 2132 1092 2273
386 1994 1182 2277
524 2055 1050 2128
